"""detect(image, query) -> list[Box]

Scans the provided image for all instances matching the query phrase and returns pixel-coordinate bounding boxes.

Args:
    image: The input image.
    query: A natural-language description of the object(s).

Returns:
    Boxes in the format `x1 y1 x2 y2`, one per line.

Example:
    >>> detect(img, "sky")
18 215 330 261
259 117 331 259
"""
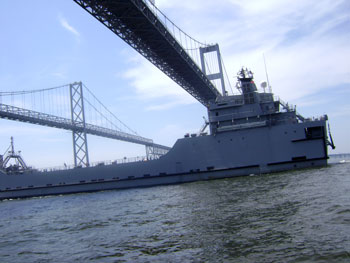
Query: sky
0 0 349 168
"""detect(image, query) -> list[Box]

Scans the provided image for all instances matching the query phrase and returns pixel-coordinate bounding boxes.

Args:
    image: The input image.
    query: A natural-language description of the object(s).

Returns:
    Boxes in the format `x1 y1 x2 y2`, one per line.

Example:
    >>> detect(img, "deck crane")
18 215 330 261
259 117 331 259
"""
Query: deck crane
0 137 29 174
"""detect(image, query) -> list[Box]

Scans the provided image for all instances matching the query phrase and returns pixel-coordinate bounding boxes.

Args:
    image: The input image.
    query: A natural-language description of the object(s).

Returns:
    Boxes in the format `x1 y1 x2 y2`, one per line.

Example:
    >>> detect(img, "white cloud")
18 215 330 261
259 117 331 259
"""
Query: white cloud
294 97 329 108
52 71 66 79
330 105 350 118
121 55 197 108
261 36 350 101
145 99 193 111
58 15 80 37
153 124 198 146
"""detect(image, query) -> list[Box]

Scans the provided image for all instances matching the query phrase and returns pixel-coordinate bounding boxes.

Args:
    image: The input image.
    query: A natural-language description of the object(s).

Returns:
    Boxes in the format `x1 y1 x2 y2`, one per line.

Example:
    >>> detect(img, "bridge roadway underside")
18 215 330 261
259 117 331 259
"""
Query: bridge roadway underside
73 0 220 107
0 103 170 151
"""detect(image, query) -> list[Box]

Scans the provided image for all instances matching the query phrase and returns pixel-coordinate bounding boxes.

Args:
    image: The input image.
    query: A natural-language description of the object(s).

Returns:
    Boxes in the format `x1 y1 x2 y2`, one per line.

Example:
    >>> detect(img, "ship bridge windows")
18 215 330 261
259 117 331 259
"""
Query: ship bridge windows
244 93 255 104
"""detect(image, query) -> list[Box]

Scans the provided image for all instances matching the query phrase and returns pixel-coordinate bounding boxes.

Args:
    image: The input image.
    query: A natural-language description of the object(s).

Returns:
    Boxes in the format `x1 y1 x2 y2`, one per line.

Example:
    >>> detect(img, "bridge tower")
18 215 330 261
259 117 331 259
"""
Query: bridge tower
69 82 90 167
199 44 227 96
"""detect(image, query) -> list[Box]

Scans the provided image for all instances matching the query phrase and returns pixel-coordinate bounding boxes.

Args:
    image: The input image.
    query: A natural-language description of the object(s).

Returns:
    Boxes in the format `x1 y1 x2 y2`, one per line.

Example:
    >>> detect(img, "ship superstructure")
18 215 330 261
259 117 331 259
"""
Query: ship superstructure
210 69 303 135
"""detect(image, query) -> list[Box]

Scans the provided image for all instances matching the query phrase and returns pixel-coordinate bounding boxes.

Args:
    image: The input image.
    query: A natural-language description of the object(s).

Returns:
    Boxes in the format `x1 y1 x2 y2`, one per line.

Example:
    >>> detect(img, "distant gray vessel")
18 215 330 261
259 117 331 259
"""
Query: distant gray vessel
0 68 335 200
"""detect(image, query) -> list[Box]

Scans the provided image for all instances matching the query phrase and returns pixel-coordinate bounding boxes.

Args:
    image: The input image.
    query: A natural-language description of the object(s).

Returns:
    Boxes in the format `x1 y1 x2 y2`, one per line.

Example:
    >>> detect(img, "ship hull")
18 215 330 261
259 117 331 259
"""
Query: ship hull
0 120 328 200
0 158 326 200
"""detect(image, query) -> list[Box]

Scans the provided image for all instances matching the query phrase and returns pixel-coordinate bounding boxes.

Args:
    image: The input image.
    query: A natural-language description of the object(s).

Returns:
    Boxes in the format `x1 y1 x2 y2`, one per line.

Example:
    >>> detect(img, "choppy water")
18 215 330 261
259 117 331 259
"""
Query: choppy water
1 163 350 263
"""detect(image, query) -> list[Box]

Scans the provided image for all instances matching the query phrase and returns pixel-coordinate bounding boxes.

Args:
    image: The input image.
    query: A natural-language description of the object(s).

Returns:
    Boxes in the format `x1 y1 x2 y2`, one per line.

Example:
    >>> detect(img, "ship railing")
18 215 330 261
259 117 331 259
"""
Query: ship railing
36 156 149 172
89 156 148 166
271 113 328 126
275 96 296 112
274 96 306 122
302 115 328 122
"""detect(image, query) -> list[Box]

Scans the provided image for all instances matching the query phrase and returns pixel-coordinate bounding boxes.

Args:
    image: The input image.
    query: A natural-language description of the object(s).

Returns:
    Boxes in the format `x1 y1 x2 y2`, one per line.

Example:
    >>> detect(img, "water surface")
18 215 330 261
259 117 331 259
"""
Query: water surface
1 163 349 262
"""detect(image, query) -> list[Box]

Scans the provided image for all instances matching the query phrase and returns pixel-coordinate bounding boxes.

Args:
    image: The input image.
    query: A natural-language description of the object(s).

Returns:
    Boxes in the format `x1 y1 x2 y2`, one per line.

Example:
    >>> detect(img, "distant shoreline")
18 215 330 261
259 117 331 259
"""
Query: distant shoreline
329 153 350 157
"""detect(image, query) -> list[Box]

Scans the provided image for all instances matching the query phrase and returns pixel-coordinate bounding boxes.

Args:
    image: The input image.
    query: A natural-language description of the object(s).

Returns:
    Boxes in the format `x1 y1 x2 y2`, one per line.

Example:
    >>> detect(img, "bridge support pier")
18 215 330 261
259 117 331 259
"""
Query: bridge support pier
70 82 90 167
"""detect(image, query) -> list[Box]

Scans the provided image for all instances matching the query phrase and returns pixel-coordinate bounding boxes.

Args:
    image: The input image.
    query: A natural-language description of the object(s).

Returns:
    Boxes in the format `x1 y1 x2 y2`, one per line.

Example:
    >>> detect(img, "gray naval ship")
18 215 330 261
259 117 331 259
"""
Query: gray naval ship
0 68 335 200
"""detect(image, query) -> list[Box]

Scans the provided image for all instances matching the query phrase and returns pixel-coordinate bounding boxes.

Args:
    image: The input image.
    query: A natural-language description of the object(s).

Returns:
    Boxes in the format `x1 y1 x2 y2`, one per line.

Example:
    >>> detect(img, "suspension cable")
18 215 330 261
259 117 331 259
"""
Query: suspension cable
220 51 233 95
144 0 210 47
0 84 70 96
82 84 139 136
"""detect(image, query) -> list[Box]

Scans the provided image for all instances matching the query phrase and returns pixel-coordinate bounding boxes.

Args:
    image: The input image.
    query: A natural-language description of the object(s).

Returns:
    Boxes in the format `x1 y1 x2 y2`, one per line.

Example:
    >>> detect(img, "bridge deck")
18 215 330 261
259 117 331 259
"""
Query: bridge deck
0 103 170 151
73 0 221 107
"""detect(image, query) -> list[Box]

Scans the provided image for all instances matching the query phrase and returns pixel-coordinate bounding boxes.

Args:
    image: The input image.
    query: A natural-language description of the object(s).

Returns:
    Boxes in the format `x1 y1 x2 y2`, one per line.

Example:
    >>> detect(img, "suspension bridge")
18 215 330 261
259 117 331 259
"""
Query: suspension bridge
0 82 170 168
0 0 233 168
